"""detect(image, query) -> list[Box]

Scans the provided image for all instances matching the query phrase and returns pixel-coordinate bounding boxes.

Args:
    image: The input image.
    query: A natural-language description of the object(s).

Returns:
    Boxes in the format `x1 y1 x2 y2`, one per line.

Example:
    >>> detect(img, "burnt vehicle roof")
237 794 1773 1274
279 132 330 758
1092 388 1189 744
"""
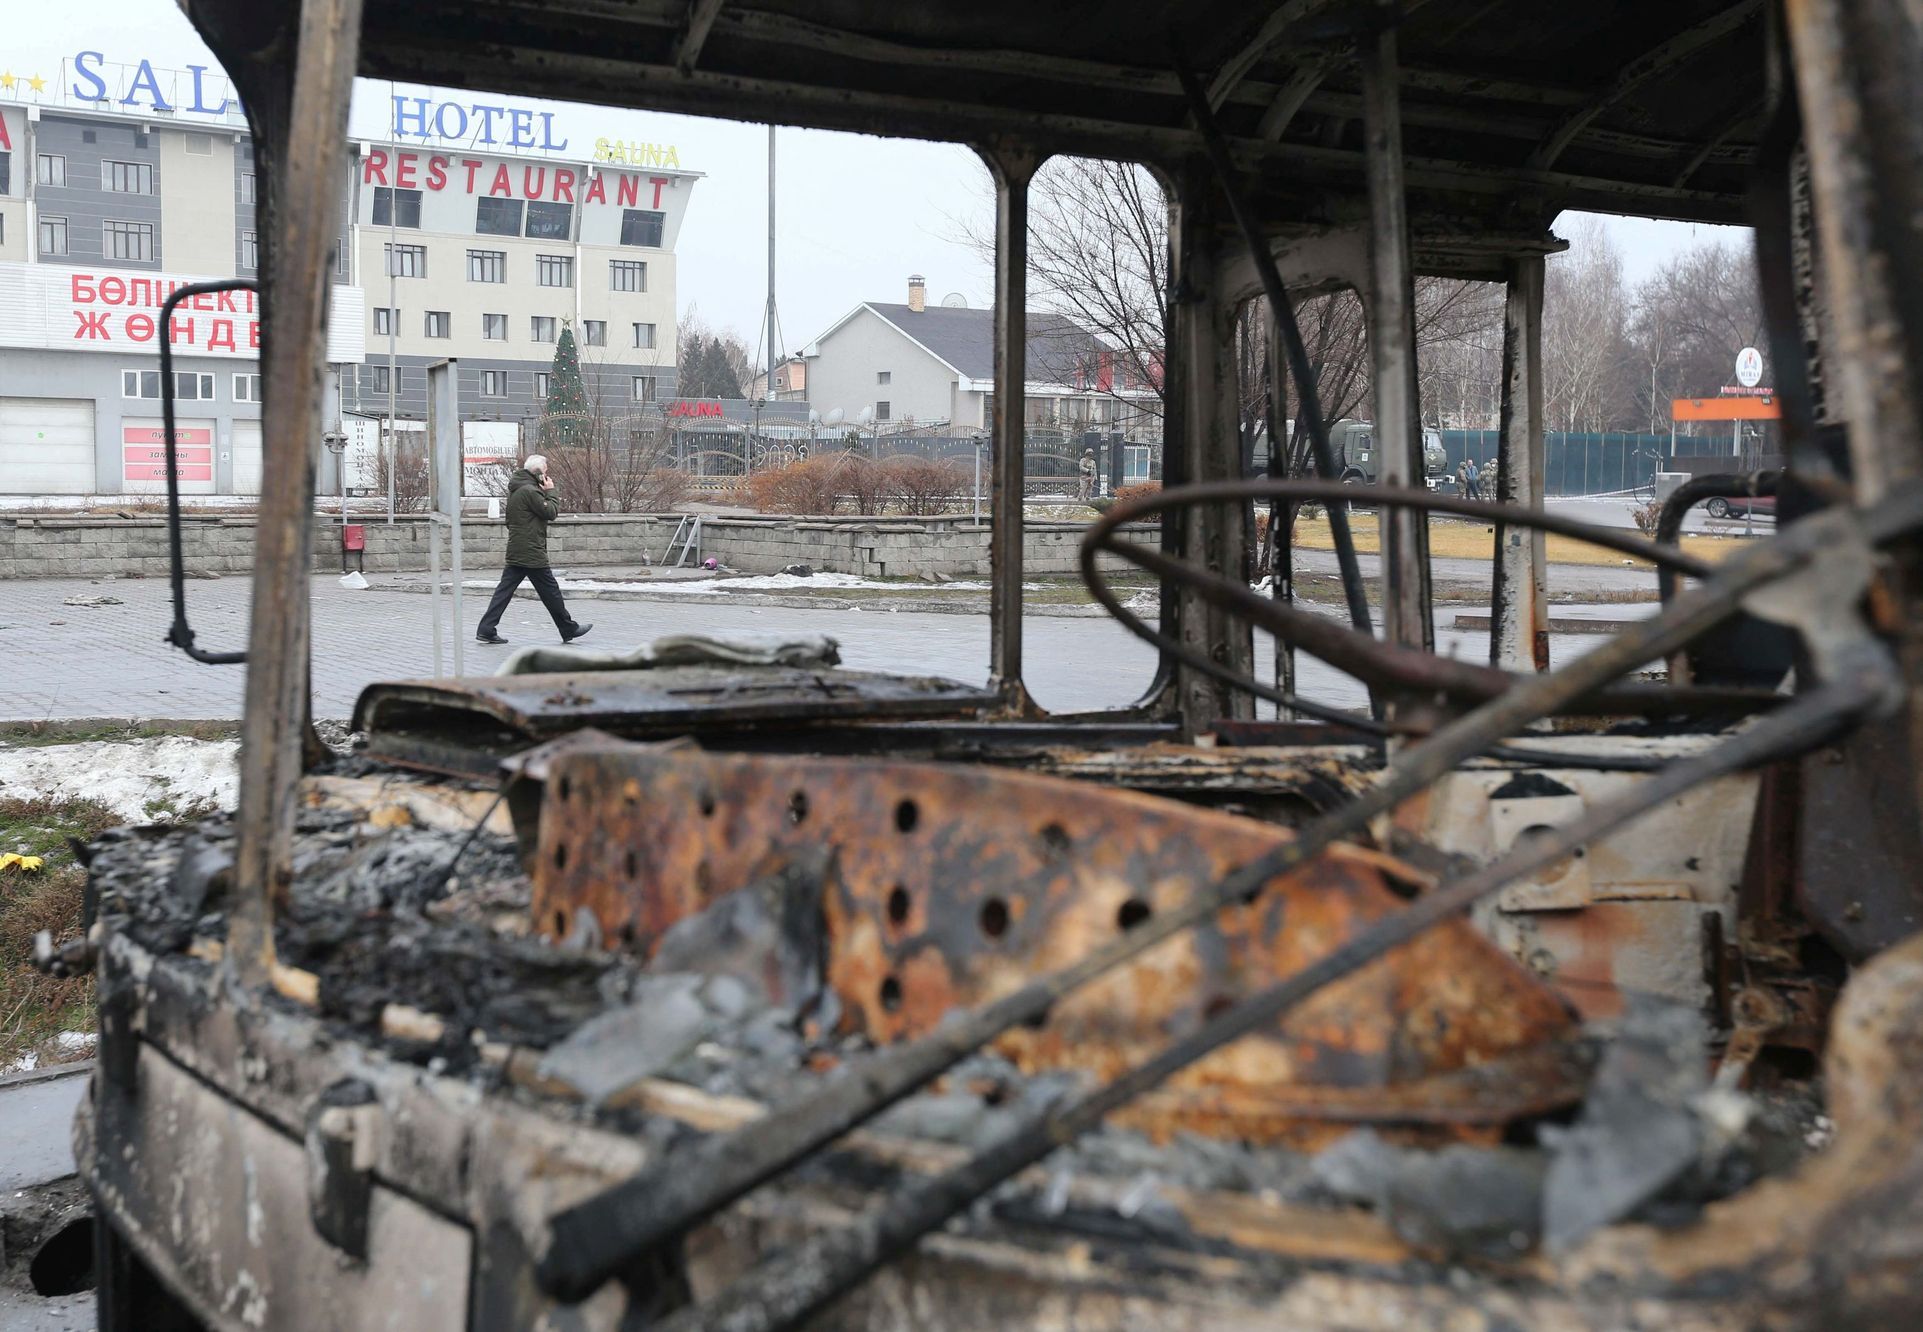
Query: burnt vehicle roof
348 0 1762 231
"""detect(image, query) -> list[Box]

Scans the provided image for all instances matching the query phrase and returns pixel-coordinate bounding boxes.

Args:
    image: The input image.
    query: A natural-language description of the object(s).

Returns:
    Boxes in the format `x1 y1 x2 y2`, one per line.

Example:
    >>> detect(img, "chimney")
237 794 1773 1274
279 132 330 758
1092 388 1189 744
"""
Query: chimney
907 274 926 313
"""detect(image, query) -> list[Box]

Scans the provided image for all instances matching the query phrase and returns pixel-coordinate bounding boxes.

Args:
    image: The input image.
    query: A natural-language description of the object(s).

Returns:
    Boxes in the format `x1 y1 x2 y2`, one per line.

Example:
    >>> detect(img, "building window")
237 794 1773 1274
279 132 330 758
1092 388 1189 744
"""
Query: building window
372 307 396 336
632 376 656 403
583 320 607 347
240 231 257 270
174 372 216 401
876 401 891 421
530 316 557 343
475 196 523 237
536 255 573 287
39 216 67 256
0 153 9 195
524 201 572 240
384 243 425 278
105 161 156 194
877 371 891 385
467 249 506 283
632 322 656 350
36 154 65 187
104 220 155 261
620 209 665 247
424 310 451 339
371 186 422 228
122 371 160 399
233 373 262 402
480 371 508 398
482 313 507 341
184 133 213 156
609 259 647 292
238 171 255 204
367 365 391 396
534 372 551 400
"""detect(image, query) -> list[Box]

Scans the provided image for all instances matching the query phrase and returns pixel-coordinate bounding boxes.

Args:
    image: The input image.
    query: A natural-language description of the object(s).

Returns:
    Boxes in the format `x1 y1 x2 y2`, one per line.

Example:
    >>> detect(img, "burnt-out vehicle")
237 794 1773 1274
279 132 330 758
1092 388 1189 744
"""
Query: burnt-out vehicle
43 1 1923 1329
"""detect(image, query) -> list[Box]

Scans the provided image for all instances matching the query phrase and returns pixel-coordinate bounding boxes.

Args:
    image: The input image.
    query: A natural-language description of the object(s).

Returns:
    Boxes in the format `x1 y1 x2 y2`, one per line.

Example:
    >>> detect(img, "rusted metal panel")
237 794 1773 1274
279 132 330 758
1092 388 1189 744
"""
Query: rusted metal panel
1409 748 1761 1019
532 744 1578 1144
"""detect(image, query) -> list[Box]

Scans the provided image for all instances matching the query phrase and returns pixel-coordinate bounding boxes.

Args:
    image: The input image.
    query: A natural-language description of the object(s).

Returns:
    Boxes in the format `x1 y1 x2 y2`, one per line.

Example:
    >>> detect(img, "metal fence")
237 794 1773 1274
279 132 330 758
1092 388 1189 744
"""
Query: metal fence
1436 430 1757 497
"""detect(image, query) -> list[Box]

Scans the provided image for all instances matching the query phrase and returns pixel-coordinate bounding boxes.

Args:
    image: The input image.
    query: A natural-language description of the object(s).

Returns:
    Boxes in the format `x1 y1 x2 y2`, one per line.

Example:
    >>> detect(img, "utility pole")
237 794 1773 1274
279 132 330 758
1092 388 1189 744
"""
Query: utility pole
765 123 778 400
385 82 399 524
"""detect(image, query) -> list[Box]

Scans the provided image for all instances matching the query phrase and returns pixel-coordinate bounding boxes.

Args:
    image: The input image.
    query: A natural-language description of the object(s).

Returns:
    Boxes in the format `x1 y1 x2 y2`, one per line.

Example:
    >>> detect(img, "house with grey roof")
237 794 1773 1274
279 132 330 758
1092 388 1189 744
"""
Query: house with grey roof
797 277 1160 444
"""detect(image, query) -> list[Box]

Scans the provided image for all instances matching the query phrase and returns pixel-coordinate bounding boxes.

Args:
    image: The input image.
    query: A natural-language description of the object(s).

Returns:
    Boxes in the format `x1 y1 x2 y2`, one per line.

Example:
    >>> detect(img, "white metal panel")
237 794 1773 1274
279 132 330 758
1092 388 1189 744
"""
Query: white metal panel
230 419 263 494
0 397 98 493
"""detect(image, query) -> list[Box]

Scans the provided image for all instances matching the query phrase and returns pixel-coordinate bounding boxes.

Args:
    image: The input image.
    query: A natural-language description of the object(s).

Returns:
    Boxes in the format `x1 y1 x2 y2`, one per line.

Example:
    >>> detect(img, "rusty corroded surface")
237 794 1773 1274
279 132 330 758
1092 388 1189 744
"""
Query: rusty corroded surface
532 743 1578 1144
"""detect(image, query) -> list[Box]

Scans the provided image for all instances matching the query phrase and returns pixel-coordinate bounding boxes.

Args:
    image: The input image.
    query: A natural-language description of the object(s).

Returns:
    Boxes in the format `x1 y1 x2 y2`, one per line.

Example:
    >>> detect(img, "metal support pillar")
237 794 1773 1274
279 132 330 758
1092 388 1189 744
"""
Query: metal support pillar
1492 255 1549 672
427 358 465 679
1166 165 1255 729
985 148 1035 708
1267 305 1296 717
1360 0 1434 653
227 0 366 985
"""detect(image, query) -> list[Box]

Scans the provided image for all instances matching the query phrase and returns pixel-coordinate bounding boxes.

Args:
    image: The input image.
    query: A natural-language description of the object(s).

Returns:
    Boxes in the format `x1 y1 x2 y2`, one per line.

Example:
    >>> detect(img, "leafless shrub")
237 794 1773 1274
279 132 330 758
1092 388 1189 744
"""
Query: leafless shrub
841 454 892 515
743 458 844 515
884 455 968 516
371 440 431 513
1630 498 1664 537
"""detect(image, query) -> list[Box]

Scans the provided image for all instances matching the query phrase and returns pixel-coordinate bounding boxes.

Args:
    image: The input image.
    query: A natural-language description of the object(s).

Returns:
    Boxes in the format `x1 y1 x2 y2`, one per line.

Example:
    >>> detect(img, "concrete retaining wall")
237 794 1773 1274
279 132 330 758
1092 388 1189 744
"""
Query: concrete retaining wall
0 513 1157 581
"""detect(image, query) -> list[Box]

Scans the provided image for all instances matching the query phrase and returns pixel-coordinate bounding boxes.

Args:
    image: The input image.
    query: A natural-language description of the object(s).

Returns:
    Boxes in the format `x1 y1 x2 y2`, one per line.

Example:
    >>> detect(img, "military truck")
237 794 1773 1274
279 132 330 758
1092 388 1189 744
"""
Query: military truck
1328 418 1449 486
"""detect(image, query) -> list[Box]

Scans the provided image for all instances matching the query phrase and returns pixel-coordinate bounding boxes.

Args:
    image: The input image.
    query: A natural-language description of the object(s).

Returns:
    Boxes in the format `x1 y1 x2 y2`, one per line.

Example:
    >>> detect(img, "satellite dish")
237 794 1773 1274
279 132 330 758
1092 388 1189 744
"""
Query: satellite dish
808 409 821 425
826 408 845 427
941 293 967 309
858 407 875 426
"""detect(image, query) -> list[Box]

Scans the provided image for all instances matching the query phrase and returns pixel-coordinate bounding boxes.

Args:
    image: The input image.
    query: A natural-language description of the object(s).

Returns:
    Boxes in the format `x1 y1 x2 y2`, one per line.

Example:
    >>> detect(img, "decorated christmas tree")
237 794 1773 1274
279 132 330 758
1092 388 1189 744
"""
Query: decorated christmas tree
539 322 590 450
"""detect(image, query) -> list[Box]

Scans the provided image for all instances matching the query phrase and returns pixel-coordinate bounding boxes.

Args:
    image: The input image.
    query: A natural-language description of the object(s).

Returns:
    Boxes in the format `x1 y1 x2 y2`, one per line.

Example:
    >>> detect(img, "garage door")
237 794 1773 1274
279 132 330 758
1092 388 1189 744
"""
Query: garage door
231 420 262 495
0 398 98 494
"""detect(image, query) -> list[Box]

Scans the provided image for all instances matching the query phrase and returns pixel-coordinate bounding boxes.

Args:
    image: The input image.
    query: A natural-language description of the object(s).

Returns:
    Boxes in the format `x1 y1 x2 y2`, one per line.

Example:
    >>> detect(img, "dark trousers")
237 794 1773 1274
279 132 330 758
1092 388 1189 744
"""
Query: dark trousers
477 564 578 638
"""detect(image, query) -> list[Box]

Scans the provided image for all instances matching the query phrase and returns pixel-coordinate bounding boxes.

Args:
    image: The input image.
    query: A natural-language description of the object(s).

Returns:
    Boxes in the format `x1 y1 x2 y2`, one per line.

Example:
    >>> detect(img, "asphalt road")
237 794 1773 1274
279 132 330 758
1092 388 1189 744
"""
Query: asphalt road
0 571 1656 721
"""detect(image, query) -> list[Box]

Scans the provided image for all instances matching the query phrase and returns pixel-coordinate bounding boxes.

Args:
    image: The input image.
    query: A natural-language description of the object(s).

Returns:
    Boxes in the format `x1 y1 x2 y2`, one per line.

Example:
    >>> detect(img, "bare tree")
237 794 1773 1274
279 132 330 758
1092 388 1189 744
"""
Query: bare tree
1627 238 1765 417
1542 221 1635 433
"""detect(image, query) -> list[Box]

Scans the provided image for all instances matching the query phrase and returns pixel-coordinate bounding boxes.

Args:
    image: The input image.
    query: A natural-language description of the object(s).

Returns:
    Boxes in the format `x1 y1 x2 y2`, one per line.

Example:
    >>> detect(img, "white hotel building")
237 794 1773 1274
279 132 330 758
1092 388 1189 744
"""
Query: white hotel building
0 76 696 495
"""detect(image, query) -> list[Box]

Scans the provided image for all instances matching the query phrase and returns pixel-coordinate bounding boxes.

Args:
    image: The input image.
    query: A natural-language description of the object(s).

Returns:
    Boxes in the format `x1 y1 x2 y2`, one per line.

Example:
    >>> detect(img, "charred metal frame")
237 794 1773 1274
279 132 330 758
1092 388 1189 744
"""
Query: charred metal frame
77 0 1923 1328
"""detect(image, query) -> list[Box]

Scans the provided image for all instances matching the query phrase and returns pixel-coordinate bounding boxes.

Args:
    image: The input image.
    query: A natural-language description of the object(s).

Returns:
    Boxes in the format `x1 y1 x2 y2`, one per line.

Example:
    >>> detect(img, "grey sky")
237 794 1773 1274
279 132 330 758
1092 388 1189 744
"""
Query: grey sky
6 3 1747 359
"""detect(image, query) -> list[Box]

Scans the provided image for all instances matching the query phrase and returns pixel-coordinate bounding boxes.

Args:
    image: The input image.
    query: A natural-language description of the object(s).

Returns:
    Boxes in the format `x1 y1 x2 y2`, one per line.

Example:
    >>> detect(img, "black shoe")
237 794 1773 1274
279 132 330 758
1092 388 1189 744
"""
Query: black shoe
476 632 509 645
562 622 593 644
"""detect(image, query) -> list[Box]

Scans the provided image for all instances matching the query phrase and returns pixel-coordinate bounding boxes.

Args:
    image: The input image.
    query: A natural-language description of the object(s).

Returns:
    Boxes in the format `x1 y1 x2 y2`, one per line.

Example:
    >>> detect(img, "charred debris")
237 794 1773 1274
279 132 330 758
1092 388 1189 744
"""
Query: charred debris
45 0 1923 1328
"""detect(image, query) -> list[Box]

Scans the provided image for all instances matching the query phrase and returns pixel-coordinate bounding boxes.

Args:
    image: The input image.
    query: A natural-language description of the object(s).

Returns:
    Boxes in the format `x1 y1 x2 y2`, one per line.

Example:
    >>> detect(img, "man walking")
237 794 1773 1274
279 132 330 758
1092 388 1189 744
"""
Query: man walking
475 455 593 646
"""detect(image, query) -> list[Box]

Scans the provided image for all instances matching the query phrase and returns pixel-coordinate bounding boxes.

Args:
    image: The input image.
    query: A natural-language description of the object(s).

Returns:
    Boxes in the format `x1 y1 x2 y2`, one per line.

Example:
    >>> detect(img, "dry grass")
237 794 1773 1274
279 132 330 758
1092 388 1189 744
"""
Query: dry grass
1291 512 1737 568
0 795 120 1067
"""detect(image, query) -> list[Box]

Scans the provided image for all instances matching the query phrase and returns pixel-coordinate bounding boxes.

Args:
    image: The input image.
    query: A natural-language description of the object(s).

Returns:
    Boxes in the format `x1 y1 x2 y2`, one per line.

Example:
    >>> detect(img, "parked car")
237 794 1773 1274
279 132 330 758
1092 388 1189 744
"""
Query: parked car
1705 494 1775 518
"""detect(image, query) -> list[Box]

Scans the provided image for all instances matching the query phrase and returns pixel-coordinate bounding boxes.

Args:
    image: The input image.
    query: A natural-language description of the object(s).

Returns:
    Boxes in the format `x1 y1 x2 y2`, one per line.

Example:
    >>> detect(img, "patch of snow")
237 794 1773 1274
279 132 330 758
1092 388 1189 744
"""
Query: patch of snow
0 737 240 821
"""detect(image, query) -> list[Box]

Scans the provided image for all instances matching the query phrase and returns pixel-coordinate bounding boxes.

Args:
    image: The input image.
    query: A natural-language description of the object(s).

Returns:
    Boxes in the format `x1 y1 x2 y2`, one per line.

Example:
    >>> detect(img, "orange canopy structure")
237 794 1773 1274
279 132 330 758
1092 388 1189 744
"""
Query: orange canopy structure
1672 395 1782 421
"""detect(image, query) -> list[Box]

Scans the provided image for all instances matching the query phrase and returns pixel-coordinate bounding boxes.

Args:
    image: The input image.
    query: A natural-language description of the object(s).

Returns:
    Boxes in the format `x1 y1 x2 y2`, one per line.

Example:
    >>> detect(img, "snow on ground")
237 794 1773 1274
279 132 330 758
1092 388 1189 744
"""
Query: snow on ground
0 737 240 821
463 572 1028 595
3 1031 96 1075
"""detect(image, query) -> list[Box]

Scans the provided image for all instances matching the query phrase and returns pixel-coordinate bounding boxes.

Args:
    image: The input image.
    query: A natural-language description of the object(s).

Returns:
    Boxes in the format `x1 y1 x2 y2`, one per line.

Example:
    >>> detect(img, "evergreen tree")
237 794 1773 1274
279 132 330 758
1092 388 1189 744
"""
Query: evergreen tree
680 332 706 396
700 338 744 399
539 323 590 449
